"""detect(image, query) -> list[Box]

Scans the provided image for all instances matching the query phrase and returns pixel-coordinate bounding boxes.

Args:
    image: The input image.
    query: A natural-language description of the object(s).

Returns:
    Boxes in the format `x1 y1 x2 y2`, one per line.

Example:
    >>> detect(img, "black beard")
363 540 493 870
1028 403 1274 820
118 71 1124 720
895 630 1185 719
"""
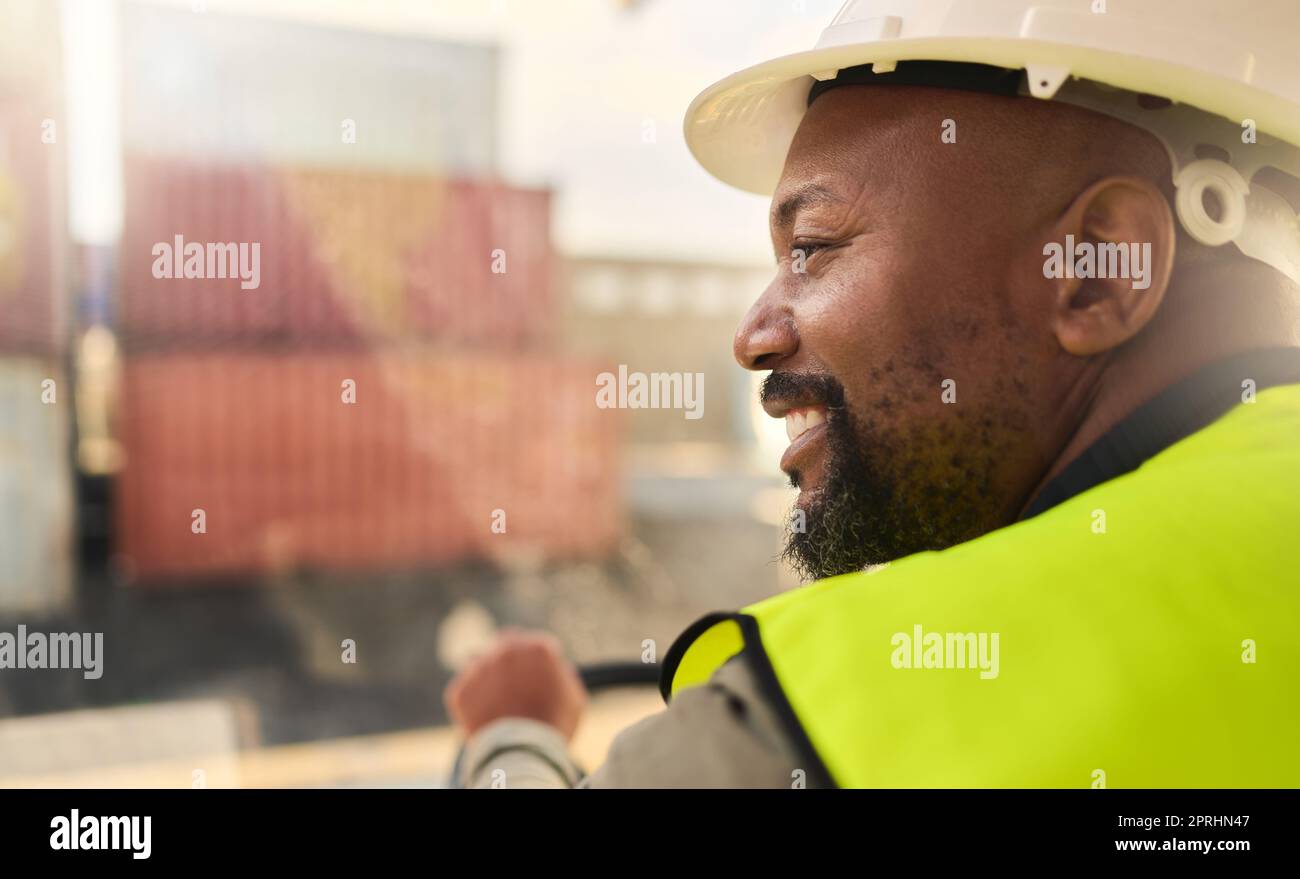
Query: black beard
767 372 993 582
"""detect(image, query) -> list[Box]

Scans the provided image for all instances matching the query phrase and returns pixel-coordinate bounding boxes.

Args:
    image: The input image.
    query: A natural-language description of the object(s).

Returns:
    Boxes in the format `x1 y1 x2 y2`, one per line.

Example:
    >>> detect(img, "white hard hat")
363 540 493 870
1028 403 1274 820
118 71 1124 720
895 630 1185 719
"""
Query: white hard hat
685 0 1300 283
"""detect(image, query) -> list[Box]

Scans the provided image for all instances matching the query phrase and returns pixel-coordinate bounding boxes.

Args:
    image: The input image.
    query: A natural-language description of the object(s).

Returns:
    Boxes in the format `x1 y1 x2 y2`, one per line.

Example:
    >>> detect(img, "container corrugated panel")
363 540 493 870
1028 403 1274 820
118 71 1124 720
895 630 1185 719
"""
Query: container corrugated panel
402 173 550 346
115 352 621 581
0 90 66 355
118 160 288 344
120 1 498 176
0 357 74 614
118 157 553 350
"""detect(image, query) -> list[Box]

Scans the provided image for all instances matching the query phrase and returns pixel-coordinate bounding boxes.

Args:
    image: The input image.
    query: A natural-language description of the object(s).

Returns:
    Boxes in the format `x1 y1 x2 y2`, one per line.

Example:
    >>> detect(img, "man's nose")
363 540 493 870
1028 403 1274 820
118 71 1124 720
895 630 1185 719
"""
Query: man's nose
733 292 798 371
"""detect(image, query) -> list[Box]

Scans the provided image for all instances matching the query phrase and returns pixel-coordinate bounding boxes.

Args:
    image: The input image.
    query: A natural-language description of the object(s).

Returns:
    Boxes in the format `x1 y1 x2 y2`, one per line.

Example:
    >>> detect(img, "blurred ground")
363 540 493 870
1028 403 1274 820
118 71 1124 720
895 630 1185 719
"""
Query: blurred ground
0 685 666 788
0 508 785 750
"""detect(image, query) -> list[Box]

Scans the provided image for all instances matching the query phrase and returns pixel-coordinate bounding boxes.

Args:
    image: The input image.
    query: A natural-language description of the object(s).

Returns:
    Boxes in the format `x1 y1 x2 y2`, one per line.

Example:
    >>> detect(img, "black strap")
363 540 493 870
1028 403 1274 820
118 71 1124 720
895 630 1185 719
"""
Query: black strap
463 743 585 789
808 60 1025 107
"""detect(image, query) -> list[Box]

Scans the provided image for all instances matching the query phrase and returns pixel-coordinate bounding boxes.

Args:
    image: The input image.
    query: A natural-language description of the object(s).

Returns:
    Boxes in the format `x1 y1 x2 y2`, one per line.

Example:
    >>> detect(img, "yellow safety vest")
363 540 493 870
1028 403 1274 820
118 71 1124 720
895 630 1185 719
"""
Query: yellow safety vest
662 381 1300 787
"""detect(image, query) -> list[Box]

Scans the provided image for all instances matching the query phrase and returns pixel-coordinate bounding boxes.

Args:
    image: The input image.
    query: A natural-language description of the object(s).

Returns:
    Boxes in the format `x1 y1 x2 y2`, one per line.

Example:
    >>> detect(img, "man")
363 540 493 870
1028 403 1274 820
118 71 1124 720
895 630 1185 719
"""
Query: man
445 0 1300 787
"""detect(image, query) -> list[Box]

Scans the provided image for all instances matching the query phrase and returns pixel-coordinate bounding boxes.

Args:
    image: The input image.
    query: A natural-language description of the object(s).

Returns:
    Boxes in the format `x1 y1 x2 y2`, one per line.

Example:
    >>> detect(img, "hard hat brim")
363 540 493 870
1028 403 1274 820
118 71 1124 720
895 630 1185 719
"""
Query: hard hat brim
684 36 1300 195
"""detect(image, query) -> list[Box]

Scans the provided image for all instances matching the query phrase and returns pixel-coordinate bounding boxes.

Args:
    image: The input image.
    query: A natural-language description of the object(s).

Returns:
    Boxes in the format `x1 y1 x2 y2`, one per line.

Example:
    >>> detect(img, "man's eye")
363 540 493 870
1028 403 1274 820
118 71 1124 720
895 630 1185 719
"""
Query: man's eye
792 242 827 258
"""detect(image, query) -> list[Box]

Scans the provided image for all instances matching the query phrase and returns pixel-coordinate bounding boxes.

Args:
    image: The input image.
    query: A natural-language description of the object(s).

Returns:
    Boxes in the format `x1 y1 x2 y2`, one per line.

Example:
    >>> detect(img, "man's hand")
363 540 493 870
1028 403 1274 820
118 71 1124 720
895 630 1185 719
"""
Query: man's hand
443 629 588 741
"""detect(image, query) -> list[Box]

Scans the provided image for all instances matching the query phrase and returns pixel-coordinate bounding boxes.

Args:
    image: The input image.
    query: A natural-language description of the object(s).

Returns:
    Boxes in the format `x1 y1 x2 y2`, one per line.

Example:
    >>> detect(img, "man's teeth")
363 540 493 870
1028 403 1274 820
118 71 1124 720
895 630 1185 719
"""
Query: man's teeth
785 407 826 442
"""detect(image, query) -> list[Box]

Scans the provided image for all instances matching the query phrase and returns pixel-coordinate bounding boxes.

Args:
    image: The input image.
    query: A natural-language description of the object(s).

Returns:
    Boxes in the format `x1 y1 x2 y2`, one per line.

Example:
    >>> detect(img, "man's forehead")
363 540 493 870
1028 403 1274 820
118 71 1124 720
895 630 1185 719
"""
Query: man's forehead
769 87 924 225
770 181 848 227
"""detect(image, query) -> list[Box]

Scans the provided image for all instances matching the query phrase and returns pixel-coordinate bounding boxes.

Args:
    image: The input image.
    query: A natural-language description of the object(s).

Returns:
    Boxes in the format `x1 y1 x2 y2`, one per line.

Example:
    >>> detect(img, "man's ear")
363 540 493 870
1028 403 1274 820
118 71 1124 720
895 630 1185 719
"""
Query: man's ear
1040 176 1176 356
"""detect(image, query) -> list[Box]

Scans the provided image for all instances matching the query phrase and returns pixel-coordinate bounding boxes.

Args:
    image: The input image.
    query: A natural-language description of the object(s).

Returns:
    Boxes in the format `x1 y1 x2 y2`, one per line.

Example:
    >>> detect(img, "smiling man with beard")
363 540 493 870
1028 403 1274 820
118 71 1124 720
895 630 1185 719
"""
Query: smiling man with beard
444 0 1300 788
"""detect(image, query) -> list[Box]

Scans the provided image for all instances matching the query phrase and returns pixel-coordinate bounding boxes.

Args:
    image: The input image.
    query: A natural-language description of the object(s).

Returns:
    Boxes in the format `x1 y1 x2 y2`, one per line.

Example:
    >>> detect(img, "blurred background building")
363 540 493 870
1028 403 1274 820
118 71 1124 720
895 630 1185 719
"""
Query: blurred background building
0 0 839 787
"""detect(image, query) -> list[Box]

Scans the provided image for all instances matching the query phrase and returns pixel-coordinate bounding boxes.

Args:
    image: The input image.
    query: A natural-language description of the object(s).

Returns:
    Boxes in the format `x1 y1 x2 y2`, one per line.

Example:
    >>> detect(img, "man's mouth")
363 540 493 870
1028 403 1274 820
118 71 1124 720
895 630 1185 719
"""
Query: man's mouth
780 404 829 482
785 406 827 442
759 372 843 490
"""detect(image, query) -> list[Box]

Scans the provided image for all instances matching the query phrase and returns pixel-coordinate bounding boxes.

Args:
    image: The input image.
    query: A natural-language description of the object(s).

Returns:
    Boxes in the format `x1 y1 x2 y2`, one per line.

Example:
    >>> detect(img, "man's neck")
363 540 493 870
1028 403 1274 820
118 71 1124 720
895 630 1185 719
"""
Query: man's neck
1021 262 1299 516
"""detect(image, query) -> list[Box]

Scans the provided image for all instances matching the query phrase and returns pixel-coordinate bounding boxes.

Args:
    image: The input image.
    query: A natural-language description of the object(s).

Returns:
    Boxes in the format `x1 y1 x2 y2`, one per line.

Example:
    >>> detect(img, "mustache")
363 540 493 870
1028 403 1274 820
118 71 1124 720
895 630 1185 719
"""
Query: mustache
759 371 846 410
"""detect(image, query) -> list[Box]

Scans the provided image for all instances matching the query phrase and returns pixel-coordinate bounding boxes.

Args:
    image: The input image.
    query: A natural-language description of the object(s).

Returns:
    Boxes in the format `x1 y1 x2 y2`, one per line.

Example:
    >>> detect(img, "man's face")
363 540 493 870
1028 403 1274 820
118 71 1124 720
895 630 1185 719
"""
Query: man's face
737 85 1069 580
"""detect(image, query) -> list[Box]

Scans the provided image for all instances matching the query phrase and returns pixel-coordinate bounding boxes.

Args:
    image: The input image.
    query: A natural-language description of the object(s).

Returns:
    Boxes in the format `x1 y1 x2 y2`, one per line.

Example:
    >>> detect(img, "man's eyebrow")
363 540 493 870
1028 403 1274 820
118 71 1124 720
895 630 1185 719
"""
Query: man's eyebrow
772 183 844 228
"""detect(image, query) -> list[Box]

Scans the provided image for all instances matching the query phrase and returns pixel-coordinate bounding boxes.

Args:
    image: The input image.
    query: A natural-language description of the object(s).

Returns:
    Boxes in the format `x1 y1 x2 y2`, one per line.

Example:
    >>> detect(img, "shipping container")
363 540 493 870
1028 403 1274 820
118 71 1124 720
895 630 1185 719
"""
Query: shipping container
0 357 74 615
0 90 67 356
118 157 554 350
115 351 622 581
0 0 66 357
120 1 498 176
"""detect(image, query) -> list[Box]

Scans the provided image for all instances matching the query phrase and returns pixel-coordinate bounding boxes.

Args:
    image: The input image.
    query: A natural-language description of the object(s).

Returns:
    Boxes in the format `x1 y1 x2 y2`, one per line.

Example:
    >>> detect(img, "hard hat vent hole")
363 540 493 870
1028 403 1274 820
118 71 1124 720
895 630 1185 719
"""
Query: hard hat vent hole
1202 187 1225 224
1136 93 1173 111
1194 143 1232 164
1253 166 1300 213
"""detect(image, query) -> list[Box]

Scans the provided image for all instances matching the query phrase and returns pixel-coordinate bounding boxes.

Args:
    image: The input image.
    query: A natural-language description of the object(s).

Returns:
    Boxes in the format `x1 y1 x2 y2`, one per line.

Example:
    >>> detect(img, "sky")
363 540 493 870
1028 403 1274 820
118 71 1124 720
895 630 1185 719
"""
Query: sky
61 0 844 265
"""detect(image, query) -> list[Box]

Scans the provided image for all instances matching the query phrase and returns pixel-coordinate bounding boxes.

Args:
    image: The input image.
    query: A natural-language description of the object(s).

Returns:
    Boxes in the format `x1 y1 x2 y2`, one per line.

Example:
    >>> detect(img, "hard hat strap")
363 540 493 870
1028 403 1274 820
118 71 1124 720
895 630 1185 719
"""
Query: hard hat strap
806 60 1024 107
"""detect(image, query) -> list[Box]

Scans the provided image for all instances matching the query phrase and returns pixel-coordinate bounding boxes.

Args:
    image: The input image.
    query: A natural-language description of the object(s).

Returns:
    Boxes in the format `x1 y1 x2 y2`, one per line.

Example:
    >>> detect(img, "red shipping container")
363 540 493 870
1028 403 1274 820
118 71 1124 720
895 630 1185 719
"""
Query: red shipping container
0 89 67 355
405 178 554 347
118 157 554 350
115 351 622 581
